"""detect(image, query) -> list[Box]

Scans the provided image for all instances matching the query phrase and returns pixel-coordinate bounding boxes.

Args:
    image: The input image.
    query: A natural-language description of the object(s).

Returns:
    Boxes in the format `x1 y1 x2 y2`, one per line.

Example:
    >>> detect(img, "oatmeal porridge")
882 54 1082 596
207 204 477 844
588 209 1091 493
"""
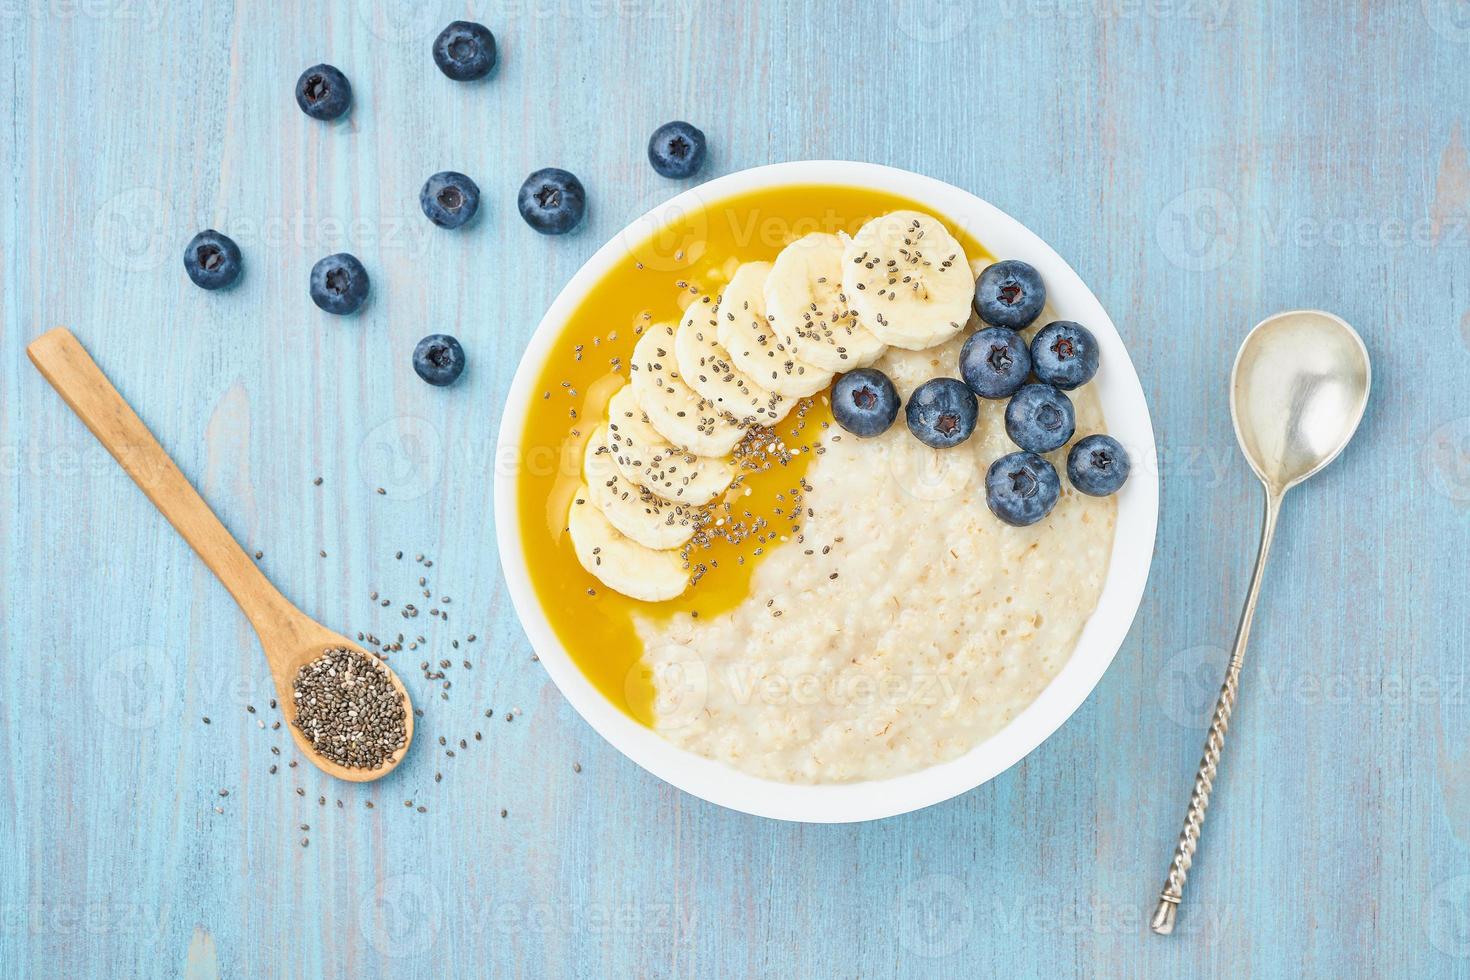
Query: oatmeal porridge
514 185 1123 784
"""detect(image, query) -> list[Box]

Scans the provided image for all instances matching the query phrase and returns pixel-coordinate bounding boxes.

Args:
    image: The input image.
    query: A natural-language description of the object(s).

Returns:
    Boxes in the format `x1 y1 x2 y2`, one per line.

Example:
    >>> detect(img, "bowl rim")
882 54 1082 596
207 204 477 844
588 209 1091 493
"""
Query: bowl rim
493 160 1158 823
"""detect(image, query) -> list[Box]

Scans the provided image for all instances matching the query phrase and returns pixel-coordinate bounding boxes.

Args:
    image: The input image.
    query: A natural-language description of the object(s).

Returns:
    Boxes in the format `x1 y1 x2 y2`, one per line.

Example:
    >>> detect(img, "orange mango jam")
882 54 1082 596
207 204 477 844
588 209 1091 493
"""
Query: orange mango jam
514 184 992 724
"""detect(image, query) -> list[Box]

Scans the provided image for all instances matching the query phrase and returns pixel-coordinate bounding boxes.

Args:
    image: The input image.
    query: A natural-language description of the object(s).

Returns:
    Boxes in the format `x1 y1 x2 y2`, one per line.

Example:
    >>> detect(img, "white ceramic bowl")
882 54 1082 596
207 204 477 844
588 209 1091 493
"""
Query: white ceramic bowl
494 161 1158 823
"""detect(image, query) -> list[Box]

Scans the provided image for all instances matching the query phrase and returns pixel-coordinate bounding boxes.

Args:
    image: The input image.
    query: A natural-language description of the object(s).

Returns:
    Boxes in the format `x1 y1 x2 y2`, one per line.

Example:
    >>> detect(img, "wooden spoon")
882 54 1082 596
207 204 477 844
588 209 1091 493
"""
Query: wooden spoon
28 327 414 782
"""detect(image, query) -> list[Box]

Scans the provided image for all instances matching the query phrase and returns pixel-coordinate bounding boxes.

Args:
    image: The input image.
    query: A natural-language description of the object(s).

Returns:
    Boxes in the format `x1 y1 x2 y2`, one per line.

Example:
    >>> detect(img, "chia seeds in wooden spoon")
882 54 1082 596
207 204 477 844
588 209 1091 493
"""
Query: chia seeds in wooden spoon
291 648 407 769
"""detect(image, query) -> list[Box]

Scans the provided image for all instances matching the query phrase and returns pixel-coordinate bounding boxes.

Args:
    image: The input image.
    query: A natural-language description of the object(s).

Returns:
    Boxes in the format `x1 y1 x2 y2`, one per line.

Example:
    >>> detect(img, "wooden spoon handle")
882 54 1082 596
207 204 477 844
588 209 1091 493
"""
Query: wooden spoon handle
27 327 295 635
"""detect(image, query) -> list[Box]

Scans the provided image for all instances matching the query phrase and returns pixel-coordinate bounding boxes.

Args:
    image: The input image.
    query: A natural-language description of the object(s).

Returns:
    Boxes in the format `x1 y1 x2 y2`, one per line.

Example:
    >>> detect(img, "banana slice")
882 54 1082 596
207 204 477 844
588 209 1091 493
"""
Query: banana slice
841 210 974 351
765 232 886 371
674 295 790 426
567 483 689 602
630 322 749 457
606 385 736 506
582 425 699 550
714 261 832 398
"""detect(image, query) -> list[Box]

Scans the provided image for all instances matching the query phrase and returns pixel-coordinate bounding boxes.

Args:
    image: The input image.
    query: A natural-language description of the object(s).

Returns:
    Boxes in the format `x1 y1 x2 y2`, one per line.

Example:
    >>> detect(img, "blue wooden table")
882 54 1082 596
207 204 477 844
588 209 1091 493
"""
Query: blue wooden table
3 2 1468 976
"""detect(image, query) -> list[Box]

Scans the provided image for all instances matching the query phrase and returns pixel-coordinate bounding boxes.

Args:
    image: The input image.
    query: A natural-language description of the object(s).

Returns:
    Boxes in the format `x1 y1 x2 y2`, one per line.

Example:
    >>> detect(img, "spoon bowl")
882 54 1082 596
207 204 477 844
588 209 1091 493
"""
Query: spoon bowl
261 619 415 783
1231 309 1372 494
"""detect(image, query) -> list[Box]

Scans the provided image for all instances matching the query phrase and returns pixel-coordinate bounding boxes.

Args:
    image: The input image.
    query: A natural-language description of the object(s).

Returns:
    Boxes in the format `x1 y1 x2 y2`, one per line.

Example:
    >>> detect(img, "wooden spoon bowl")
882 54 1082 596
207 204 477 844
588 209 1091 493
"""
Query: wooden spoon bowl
29 327 413 782
261 622 415 784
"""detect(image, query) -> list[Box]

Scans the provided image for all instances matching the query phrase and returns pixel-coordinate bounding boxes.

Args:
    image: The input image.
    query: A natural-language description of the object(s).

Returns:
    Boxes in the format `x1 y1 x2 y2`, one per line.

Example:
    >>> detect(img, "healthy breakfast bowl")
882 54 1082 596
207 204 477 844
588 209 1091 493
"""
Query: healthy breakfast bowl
493 161 1158 822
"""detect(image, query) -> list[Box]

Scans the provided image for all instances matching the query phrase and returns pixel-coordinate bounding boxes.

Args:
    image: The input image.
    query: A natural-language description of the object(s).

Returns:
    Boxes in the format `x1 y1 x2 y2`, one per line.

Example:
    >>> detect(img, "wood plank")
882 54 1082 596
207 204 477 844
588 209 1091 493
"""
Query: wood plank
1 2 1465 977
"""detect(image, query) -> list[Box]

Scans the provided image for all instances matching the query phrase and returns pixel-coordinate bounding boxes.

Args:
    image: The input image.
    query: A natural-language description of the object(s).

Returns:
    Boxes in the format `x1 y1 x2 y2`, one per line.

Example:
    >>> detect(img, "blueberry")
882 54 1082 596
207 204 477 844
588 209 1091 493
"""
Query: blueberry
183 230 242 290
905 378 978 449
420 171 481 229
295 64 352 120
832 368 899 437
518 168 586 235
975 259 1045 329
309 253 370 315
647 121 707 179
1004 383 1075 453
1030 320 1099 390
959 326 1030 399
432 21 497 81
1067 434 1130 496
413 334 466 387
986 452 1061 527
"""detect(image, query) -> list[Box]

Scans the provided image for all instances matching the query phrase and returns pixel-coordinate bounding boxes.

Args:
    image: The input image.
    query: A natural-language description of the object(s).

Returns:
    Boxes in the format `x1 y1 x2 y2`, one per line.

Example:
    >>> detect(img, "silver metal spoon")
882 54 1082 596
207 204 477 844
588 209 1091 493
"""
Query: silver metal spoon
1150 309 1371 935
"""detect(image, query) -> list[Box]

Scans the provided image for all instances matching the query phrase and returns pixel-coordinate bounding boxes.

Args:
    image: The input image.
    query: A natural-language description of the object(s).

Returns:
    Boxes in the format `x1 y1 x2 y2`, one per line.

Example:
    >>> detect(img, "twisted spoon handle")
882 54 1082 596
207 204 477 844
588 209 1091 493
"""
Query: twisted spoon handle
1151 489 1281 935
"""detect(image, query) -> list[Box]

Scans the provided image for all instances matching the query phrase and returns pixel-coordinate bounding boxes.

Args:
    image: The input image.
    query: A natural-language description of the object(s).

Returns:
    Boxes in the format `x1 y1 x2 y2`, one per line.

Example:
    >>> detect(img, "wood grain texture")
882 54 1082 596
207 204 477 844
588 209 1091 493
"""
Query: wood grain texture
2 1 1467 977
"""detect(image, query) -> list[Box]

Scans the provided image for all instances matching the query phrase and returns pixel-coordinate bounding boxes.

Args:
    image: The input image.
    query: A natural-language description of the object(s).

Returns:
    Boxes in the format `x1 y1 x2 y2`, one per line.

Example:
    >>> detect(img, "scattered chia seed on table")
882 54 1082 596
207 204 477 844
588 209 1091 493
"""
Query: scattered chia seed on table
203 546 504 823
291 647 407 769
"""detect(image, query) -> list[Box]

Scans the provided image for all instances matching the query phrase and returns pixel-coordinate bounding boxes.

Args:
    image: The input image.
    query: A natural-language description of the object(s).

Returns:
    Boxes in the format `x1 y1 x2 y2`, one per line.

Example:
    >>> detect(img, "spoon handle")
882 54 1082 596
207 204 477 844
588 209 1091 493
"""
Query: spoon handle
1150 489 1282 935
27 327 294 634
